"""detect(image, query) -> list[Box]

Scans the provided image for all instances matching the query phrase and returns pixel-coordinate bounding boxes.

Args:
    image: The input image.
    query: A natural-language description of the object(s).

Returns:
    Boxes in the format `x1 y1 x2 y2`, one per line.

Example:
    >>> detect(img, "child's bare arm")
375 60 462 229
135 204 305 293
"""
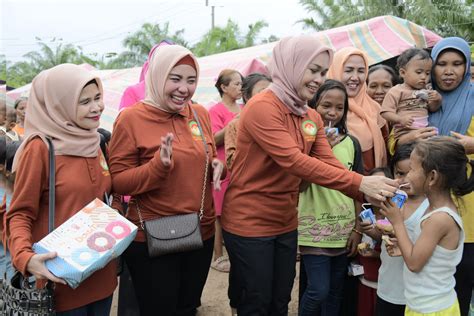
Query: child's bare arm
381 111 414 127
380 200 448 272
427 90 442 112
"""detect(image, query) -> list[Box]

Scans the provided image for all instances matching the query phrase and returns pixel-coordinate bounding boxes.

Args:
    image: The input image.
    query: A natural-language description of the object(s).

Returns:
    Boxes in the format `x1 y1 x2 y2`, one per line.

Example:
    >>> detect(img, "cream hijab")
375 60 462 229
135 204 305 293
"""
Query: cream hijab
327 47 387 167
12 64 102 172
267 35 334 116
144 45 199 111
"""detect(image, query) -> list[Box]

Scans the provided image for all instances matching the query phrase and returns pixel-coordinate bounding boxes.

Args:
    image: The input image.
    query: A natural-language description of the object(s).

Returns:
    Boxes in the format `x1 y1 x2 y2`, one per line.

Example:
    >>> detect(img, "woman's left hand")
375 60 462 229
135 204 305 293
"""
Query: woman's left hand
380 198 403 226
450 131 474 154
212 159 224 191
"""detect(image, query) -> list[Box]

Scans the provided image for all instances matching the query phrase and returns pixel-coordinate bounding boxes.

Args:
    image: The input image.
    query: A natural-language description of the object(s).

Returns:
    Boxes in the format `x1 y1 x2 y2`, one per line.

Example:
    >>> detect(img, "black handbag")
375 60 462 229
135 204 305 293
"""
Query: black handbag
0 137 56 315
136 108 209 257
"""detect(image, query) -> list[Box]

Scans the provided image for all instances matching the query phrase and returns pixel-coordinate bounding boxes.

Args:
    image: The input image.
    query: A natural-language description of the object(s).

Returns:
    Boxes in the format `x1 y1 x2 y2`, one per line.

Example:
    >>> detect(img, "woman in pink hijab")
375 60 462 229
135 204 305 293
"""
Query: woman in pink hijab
220 35 398 315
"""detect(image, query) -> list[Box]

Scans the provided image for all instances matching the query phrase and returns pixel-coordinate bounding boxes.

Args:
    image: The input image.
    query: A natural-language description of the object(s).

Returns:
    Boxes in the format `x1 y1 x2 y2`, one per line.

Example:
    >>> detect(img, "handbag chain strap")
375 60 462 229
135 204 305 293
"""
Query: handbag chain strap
193 108 209 220
136 106 210 229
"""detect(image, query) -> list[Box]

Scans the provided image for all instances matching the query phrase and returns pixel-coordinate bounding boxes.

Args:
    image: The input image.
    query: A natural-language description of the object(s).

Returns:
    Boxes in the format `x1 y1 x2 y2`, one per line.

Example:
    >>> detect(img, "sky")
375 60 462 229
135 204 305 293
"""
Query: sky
2 0 310 63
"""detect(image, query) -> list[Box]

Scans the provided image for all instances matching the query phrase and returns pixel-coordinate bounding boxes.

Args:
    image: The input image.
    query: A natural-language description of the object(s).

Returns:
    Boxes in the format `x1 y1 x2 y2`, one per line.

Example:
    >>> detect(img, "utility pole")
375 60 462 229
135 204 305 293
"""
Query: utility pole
205 0 215 29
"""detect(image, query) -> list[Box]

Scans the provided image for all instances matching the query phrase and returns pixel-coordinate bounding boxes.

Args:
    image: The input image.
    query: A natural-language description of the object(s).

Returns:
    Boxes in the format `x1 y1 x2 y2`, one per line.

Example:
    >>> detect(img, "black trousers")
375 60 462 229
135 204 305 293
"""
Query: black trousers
118 261 140 316
223 229 297 316
455 242 474 316
375 295 405 316
123 237 214 316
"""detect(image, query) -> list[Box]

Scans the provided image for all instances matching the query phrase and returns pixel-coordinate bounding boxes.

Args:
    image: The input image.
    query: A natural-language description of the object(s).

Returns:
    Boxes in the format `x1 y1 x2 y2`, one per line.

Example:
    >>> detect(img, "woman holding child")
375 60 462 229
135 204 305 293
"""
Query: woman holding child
395 37 474 316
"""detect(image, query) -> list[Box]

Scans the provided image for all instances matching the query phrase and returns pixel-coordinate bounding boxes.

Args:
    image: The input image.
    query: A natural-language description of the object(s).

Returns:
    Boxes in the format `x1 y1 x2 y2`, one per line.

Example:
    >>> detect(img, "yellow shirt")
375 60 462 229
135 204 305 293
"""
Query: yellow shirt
458 116 474 243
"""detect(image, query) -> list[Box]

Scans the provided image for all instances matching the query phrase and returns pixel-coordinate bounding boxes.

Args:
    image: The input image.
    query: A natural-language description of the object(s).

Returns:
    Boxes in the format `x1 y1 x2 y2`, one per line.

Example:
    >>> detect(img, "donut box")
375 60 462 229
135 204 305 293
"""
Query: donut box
32 198 137 289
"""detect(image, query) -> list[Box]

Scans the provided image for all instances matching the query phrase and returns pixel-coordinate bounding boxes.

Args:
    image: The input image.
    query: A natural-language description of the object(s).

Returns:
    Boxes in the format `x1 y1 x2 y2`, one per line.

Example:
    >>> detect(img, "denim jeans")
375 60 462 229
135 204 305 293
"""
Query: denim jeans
299 253 348 316
0 245 14 281
56 295 112 316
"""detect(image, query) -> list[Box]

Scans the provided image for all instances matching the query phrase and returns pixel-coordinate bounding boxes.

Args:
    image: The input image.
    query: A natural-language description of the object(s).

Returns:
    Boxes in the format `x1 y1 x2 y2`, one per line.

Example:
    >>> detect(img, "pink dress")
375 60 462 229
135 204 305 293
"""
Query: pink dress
209 102 240 216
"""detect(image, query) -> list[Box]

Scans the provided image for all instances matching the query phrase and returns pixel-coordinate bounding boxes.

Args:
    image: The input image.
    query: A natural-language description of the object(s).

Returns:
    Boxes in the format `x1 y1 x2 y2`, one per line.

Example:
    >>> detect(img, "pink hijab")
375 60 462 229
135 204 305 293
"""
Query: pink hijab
119 41 172 110
143 45 199 110
327 47 387 167
267 35 334 116
12 64 102 172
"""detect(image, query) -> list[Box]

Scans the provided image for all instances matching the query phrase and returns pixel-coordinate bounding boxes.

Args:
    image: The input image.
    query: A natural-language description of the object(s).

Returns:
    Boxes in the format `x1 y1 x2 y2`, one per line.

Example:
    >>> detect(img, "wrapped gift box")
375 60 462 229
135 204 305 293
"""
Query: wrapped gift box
33 198 137 288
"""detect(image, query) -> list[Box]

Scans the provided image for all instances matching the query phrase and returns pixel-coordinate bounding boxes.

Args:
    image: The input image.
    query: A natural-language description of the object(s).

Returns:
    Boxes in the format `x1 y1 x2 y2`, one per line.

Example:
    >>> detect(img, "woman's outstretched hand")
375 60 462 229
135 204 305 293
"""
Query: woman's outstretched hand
360 176 399 202
212 159 224 191
160 133 174 167
26 252 67 285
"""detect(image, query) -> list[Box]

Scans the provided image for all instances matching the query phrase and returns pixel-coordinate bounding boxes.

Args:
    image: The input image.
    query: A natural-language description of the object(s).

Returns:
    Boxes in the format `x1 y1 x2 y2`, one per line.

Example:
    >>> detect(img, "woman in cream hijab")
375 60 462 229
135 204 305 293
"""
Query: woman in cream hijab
108 45 224 315
7 64 117 314
328 47 388 173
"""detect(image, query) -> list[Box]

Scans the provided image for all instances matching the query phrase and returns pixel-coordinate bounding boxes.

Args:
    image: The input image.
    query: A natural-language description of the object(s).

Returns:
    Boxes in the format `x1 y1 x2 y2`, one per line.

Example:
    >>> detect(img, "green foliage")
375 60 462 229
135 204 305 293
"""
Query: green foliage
119 22 189 67
193 19 273 57
6 41 84 88
0 55 6 83
298 0 474 41
5 20 276 88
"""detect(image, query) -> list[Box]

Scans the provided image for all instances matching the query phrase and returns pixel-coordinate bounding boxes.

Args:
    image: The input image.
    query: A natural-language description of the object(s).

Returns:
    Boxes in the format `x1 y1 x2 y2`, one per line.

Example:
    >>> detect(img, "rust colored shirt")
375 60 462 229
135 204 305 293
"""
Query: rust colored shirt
6 138 117 312
224 118 239 170
221 90 363 237
108 102 219 242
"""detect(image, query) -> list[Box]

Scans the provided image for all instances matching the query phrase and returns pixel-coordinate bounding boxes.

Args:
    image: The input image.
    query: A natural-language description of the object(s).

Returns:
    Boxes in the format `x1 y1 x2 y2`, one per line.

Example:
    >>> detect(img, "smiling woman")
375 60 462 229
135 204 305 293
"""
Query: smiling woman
108 44 225 315
328 47 388 173
76 80 104 130
220 35 398 315
6 64 117 314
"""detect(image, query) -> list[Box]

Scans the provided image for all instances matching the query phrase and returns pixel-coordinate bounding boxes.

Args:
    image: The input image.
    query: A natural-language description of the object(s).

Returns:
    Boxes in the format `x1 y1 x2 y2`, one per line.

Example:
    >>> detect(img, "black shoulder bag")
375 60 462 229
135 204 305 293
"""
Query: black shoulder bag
136 108 209 257
0 137 56 315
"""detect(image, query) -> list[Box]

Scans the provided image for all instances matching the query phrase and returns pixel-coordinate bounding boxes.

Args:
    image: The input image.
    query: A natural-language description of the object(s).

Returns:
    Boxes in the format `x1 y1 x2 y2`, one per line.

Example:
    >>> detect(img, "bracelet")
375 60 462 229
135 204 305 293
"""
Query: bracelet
352 228 363 236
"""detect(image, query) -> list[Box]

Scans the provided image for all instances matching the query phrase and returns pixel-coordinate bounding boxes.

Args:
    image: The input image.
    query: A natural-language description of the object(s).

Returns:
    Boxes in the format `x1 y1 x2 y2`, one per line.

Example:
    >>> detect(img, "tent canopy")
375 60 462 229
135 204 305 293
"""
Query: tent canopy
6 15 441 131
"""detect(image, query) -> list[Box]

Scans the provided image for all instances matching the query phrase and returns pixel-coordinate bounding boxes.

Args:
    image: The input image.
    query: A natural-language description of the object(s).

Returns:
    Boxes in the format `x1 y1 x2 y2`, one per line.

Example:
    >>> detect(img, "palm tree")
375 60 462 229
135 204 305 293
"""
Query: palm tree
119 22 188 67
6 41 84 88
193 19 271 57
23 41 82 72
298 0 473 41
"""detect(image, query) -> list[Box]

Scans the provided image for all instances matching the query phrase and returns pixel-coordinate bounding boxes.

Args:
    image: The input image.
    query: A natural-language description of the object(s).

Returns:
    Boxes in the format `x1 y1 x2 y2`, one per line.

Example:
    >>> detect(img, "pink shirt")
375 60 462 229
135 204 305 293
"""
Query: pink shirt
209 102 241 215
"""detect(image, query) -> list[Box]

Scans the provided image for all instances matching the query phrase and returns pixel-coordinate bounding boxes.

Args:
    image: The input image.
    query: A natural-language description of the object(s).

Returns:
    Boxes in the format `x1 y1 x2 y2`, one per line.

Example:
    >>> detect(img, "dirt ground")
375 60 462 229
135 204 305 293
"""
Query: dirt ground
111 263 300 316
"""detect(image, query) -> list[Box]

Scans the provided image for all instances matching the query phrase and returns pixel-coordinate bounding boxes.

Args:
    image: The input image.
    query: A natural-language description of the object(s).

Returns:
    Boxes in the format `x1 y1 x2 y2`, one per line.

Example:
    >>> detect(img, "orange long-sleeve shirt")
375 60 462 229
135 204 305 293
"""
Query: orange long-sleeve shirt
6 138 117 312
108 102 219 242
221 90 363 237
